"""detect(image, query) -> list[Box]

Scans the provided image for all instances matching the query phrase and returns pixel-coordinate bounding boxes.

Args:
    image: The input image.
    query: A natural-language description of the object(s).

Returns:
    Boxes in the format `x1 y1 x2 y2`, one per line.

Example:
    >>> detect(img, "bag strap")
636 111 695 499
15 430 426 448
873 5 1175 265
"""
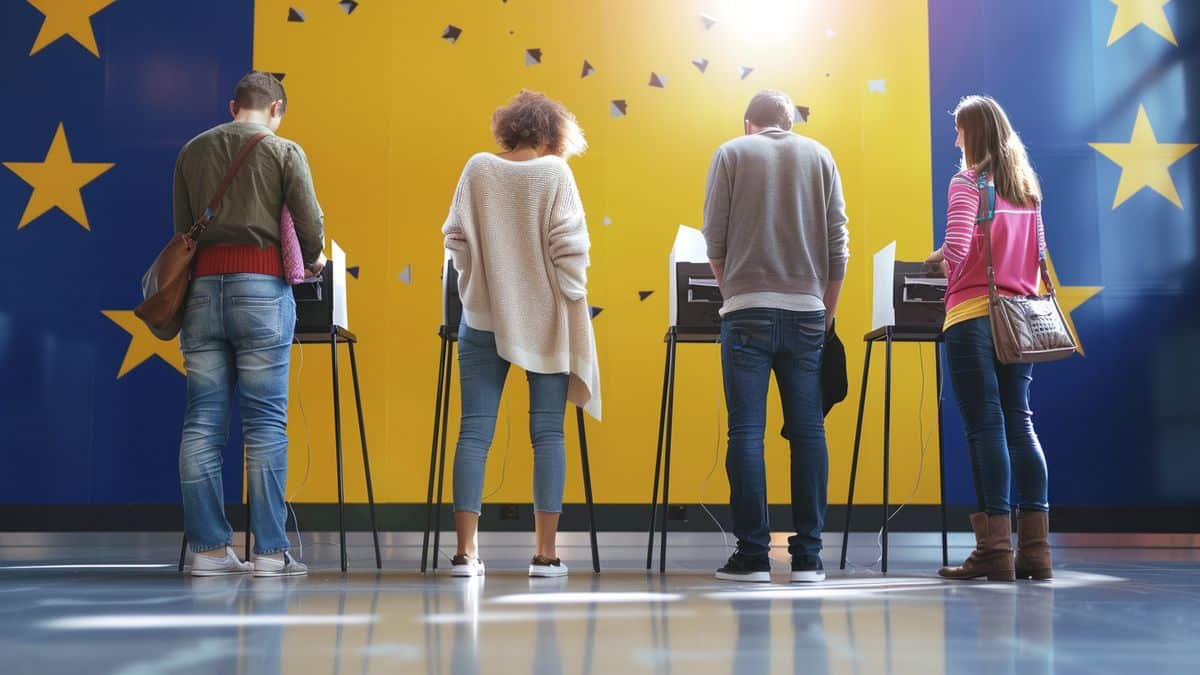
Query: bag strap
185 132 270 240
976 172 1058 300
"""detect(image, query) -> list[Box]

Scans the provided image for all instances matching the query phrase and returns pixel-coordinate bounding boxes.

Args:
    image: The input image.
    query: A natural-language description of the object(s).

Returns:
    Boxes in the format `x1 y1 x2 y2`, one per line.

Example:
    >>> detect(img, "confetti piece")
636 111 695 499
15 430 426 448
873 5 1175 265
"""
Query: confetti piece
602 216 612 226
610 100 627 118
649 72 667 88
794 105 811 123
442 25 462 44
701 14 717 30
347 266 360 279
525 48 542 66
868 79 886 93
581 60 595 78
589 306 604 319
738 65 754 80
287 8 305 22
397 265 413 284
692 57 709 73
270 72 286 82
639 291 654 301
338 0 358 15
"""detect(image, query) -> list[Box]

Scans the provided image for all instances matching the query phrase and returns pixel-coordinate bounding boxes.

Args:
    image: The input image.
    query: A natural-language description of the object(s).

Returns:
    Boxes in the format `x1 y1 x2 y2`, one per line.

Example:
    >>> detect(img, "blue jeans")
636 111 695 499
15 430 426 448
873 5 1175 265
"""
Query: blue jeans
945 316 1049 515
721 308 827 559
179 274 295 555
453 325 569 514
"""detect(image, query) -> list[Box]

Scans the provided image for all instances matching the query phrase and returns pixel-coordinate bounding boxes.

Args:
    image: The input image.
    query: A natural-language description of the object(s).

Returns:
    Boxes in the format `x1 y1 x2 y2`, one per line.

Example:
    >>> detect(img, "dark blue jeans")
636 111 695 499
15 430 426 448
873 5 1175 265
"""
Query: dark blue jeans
721 308 827 559
945 316 1049 515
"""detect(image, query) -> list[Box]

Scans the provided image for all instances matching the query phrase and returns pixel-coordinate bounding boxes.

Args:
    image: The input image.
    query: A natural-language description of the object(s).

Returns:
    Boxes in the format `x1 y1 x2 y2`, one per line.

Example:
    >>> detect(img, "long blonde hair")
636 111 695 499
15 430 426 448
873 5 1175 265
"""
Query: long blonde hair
954 95 1041 207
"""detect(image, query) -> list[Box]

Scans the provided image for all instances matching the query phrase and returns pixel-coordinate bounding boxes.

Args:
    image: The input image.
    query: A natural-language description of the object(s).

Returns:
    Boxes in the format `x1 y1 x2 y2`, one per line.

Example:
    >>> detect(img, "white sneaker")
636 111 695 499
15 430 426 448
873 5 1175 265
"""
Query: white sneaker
190 547 252 577
253 552 308 577
451 554 485 577
529 556 568 578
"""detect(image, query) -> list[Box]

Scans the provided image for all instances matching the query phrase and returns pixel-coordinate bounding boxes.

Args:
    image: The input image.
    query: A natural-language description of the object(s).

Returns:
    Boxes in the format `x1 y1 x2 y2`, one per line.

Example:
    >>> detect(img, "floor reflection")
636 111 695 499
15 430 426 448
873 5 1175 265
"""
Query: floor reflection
0 551 1195 675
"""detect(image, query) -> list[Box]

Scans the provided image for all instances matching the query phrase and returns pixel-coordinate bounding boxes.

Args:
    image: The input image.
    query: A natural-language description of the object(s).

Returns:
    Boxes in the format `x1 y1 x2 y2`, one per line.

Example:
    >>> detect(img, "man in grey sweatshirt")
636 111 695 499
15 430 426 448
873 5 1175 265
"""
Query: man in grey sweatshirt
703 89 849 584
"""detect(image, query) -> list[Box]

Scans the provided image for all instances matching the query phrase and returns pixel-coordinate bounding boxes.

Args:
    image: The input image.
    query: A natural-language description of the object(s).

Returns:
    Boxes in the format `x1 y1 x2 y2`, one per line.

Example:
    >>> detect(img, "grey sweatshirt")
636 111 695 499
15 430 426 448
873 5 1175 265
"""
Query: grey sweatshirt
702 128 849 308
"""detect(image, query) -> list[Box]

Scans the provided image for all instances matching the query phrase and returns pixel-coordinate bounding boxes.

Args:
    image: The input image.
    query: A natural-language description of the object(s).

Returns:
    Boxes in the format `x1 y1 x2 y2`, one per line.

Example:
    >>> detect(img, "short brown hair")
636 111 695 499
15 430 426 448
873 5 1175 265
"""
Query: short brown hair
954 95 1041 207
745 90 794 130
233 71 287 114
491 90 586 157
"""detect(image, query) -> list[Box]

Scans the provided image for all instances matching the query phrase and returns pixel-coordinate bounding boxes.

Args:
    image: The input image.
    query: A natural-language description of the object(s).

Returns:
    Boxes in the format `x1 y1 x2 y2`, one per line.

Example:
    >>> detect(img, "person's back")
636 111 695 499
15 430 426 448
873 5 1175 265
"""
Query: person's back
452 152 580 350
706 130 848 306
175 71 323 579
703 90 848 586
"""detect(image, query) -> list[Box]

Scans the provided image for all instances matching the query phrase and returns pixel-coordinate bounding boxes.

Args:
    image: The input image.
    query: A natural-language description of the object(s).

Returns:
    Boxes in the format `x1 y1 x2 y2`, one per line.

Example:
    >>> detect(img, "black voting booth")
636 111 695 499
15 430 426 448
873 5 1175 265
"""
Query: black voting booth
178 266 382 574
646 262 723 573
839 260 950 573
420 261 601 573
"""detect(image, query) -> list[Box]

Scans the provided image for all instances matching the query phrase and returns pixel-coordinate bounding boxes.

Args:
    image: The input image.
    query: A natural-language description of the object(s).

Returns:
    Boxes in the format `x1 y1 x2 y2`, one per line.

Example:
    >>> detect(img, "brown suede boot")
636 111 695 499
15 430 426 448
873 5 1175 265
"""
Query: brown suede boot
1014 510 1053 580
938 512 1015 581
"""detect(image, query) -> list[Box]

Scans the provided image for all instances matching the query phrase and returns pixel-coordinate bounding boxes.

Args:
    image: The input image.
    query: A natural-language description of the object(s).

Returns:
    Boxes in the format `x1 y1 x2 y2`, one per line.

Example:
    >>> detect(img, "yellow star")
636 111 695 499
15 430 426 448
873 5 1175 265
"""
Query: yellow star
102 310 186 379
26 0 118 57
1089 105 1196 210
1040 254 1102 357
3 123 115 230
1106 0 1177 47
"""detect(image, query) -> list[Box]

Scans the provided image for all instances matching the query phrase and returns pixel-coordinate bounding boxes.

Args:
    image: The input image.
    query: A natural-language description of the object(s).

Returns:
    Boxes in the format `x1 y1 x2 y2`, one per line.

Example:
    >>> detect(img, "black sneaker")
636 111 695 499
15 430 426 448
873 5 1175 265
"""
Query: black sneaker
790 555 825 583
715 552 771 583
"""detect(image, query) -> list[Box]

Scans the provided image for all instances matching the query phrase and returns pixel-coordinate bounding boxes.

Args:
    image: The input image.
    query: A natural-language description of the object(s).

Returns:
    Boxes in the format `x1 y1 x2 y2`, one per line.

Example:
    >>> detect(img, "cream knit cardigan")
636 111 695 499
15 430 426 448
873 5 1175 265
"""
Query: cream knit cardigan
442 153 601 420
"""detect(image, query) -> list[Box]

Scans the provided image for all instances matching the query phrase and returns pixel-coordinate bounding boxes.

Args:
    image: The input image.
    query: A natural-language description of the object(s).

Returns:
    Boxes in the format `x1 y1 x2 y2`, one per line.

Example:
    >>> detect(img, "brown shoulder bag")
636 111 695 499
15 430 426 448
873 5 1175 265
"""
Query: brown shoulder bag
134 133 269 340
975 172 1078 364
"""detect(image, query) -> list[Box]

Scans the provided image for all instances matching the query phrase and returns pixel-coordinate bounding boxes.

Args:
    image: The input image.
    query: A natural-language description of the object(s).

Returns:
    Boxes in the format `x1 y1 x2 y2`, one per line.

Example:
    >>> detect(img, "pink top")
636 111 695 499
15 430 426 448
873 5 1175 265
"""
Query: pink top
943 169 1046 311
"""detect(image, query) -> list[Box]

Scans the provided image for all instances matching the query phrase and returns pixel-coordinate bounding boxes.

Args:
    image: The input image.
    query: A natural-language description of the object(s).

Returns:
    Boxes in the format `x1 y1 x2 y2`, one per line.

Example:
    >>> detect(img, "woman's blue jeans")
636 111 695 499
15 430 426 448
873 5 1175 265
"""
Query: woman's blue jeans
179 274 295 555
452 325 569 515
945 316 1049 515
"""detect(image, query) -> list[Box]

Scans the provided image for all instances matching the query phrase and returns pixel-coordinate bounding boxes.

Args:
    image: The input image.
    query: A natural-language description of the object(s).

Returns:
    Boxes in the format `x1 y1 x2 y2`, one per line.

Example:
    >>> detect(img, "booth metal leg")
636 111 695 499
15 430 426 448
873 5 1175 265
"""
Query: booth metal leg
658 332 679 574
349 341 382 570
936 342 948 567
882 333 893 574
646 337 673 569
840 341 874 570
331 331 348 572
431 343 454 571
421 336 450 572
577 406 600 573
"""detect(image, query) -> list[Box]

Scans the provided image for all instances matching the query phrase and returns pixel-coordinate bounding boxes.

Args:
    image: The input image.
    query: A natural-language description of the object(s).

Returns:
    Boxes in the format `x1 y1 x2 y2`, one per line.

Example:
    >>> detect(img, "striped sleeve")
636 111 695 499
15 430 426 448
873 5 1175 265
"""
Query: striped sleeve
1036 207 1048 260
943 176 979 266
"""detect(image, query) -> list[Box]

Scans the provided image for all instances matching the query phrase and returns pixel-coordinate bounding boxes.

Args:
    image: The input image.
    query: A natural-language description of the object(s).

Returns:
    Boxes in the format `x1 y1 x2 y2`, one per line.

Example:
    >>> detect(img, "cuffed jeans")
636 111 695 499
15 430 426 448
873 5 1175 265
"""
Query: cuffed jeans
944 316 1049 515
721 308 828 559
452 325 568 515
179 274 295 555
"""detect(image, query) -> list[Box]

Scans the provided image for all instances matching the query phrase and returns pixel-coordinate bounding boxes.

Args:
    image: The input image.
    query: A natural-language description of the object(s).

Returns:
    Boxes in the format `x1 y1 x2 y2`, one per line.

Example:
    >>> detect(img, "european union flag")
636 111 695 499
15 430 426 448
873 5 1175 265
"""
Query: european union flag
0 1 253 506
929 0 1200 508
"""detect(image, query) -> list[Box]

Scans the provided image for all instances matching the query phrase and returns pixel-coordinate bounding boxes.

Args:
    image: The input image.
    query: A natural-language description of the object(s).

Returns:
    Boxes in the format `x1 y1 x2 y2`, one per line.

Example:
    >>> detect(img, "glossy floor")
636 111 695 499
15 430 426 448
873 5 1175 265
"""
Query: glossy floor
1 533 1197 674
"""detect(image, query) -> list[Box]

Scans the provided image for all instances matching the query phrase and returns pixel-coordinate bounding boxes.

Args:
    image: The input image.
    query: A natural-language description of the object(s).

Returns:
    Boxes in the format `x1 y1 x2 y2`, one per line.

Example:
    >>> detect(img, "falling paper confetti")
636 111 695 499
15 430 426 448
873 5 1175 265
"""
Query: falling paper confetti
738 65 754 80
701 14 717 30
525 48 542 66
691 57 709 73
397 265 413 284
442 25 462 44
287 7 306 22
649 72 667 88
581 60 595 78
589 306 604 319
347 266 360 279
270 72 286 82
794 105 811 123
868 79 886 93
610 100 627 118
639 291 654 301
338 0 358 14
602 216 612 226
